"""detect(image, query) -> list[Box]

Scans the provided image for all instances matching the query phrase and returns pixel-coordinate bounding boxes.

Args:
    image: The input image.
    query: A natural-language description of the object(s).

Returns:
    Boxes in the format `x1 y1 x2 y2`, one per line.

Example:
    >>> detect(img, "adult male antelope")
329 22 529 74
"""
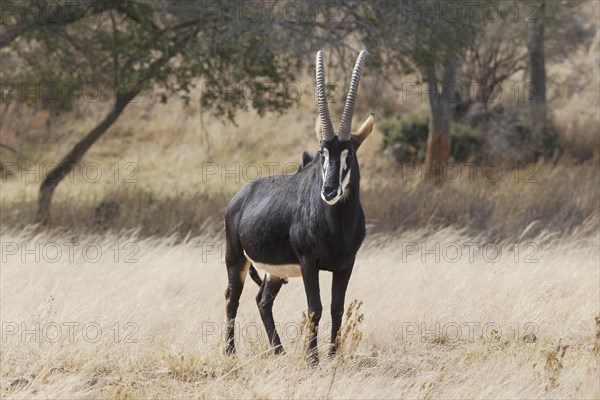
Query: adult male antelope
224 50 374 364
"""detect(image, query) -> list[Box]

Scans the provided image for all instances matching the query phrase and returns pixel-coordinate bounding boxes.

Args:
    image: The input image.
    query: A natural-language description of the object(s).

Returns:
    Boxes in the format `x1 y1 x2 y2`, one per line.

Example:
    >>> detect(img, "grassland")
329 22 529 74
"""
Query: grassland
1 5 599 398
1 228 599 399
1 77 599 399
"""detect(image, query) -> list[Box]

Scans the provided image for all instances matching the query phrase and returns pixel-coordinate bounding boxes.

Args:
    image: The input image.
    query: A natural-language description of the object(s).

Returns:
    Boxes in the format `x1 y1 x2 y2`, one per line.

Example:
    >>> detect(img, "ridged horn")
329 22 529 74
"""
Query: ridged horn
338 50 369 141
316 50 334 141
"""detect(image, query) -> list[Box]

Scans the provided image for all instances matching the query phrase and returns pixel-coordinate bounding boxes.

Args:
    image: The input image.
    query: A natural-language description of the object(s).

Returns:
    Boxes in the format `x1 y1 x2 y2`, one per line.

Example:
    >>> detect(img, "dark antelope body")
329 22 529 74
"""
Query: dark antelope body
224 50 374 364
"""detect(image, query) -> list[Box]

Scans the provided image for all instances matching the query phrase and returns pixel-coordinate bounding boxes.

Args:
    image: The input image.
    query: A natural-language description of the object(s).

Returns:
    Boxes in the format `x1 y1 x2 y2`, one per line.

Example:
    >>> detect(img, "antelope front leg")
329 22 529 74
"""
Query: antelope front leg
300 259 322 365
329 263 354 357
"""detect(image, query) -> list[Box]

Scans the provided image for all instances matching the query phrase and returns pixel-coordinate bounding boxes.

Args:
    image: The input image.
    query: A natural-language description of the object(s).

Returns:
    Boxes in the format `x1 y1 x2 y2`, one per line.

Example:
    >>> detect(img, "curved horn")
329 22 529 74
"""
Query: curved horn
316 50 335 141
338 50 369 141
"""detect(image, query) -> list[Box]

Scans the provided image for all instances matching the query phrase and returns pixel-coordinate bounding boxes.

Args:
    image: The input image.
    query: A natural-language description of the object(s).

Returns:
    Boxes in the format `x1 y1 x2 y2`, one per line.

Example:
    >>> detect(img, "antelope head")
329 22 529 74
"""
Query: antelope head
314 50 375 205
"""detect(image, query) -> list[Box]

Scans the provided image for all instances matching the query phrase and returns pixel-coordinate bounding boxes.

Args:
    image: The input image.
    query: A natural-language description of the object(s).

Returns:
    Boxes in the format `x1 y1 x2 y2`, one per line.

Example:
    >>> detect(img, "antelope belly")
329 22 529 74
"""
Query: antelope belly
253 263 302 278
243 251 301 278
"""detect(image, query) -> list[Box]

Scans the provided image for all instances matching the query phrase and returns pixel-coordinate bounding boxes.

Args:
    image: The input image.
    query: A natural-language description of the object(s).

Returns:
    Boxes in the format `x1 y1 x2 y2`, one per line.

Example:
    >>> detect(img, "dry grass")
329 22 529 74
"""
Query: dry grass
362 158 600 239
1 6 599 398
2 157 598 240
1 228 598 399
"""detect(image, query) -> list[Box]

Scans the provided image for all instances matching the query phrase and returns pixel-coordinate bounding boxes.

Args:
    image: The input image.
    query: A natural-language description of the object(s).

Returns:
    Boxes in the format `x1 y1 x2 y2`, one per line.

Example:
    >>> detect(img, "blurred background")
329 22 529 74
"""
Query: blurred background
1 0 598 240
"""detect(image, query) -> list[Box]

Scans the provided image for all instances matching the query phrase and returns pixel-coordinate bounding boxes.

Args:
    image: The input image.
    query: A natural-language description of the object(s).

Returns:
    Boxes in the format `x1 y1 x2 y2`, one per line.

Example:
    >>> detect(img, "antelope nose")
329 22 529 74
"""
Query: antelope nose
323 186 337 200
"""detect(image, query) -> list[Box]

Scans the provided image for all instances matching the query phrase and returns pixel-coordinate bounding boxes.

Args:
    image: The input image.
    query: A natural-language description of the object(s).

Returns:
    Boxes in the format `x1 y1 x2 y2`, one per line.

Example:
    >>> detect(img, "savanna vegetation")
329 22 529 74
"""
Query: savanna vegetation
1 1 599 399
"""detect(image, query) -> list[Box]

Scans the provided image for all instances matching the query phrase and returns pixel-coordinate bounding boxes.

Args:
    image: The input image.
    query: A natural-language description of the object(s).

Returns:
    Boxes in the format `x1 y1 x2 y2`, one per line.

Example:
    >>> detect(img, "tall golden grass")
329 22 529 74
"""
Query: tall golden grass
1 4 599 398
1 228 598 398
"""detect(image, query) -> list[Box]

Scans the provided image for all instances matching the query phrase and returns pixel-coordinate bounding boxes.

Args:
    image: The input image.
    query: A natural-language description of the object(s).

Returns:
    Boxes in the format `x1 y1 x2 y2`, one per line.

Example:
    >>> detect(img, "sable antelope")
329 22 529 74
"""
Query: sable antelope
224 50 374 364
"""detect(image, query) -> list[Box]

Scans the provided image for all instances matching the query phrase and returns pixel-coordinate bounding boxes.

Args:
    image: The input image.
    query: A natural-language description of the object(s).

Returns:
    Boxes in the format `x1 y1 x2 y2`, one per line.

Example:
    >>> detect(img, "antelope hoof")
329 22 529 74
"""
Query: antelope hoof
307 351 319 367
328 347 338 359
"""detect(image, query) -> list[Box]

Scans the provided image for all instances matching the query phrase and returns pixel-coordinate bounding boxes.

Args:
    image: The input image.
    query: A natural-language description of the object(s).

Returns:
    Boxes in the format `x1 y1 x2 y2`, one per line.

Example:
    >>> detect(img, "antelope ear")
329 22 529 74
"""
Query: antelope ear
351 113 375 148
315 113 323 143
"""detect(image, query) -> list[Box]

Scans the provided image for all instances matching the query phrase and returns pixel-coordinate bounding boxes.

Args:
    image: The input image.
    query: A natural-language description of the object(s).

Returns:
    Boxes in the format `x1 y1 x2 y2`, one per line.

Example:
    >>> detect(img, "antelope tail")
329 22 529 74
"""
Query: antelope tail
249 265 263 286
248 265 289 286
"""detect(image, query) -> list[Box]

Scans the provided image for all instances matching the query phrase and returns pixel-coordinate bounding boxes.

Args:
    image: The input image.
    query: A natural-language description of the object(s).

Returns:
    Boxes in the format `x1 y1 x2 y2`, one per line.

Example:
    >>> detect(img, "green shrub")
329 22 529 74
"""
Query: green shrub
380 114 482 162
451 122 482 162
380 113 429 162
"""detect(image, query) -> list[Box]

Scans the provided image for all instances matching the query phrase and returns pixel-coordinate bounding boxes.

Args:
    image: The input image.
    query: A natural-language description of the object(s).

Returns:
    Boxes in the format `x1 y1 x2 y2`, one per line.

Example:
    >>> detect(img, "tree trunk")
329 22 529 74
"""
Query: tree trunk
425 104 451 173
35 91 138 225
527 0 553 158
424 60 456 176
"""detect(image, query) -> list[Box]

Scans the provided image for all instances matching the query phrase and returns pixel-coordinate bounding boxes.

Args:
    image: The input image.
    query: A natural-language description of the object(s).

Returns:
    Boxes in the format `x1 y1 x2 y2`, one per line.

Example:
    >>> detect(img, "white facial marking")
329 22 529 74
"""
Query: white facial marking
340 149 349 174
321 149 351 205
322 148 329 180
341 165 351 191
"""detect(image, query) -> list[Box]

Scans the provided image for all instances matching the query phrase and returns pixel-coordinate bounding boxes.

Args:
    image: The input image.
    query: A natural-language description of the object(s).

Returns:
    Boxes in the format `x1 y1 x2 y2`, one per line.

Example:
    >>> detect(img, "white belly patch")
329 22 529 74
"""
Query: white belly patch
244 251 301 278
254 263 302 278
